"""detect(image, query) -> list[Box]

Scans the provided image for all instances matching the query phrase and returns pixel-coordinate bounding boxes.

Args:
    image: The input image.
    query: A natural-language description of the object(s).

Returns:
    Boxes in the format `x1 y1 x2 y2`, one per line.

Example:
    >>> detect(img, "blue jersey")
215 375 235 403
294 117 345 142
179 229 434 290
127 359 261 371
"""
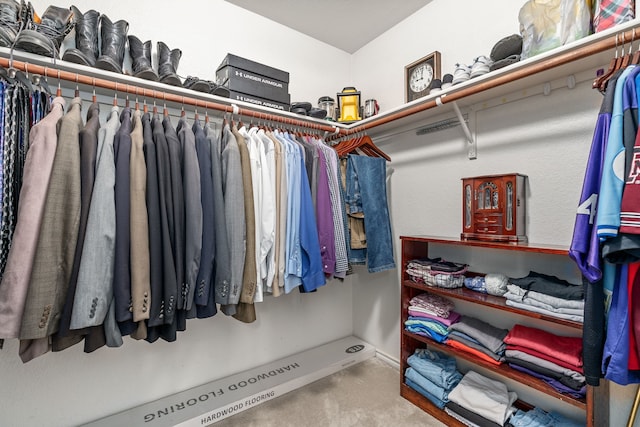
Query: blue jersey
597 66 636 240
570 71 619 283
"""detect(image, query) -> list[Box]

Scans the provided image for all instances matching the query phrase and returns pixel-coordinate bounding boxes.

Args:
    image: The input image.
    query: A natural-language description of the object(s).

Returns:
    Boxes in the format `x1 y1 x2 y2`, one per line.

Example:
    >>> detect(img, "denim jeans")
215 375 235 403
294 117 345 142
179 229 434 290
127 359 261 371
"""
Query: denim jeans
405 377 445 409
345 155 395 273
405 367 449 401
509 407 583 427
407 349 462 390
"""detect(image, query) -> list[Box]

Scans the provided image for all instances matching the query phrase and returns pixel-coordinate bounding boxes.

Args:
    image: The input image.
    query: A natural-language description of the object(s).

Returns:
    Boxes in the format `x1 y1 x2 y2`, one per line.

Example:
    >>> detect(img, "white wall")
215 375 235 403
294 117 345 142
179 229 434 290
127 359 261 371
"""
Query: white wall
349 1 640 426
0 1 354 426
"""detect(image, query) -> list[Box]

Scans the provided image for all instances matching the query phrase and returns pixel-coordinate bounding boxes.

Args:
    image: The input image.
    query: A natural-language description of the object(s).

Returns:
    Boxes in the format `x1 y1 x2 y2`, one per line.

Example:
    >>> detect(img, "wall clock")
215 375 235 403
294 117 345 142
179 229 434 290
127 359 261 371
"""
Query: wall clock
405 51 441 102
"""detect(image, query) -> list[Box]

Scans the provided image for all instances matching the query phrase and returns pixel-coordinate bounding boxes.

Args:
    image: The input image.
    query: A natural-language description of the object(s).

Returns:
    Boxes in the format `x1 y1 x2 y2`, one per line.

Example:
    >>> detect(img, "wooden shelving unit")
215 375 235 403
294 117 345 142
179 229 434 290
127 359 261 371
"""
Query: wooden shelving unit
399 235 608 427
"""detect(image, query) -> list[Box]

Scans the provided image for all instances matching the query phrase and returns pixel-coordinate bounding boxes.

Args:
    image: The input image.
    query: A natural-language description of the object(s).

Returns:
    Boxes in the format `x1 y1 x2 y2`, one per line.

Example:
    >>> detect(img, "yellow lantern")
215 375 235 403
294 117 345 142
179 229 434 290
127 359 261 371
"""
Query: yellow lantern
337 86 362 123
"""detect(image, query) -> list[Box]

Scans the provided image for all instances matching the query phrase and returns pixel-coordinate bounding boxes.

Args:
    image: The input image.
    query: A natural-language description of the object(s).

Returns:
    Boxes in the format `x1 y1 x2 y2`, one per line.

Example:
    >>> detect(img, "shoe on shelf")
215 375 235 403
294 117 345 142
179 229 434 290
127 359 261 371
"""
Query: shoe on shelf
209 83 230 98
14 4 73 58
452 64 471 85
183 76 211 93
429 78 442 95
441 73 453 90
62 6 100 67
470 55 492 78
0 0 22 48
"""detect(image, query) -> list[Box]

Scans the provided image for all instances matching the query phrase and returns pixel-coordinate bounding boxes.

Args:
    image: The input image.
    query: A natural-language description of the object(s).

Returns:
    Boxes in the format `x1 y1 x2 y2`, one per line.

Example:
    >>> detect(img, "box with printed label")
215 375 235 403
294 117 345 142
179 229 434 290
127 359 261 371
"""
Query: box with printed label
228 90 290 112
217 53 290 83
216 65 290 104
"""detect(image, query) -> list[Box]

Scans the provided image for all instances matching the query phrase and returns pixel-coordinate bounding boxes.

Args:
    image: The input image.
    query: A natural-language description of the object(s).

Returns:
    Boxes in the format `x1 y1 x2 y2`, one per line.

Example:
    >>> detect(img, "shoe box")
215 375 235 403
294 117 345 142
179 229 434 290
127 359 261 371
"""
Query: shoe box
216 53 290 110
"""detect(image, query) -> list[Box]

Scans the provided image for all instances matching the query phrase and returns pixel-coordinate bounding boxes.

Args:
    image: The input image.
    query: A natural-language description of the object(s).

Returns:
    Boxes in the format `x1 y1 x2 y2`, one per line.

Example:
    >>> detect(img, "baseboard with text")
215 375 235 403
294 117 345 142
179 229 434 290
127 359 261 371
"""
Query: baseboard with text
82 336 375 427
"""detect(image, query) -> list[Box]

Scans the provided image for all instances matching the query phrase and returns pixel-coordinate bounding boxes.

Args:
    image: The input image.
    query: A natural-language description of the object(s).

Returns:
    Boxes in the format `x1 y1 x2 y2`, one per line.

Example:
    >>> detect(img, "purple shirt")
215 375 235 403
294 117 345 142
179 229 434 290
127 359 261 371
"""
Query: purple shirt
315 148 336 275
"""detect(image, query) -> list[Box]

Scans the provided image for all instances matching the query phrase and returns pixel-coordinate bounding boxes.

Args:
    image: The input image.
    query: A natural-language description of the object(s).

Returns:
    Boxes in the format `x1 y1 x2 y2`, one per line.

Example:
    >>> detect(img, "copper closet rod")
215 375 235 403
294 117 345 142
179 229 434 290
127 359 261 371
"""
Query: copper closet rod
0 26 636 138
0 56 347 135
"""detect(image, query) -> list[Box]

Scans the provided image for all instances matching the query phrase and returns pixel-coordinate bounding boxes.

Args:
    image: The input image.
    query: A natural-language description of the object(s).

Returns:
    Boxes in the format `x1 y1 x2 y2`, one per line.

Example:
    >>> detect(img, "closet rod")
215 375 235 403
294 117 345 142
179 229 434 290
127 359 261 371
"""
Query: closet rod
346 25 640 136
0 56 347 135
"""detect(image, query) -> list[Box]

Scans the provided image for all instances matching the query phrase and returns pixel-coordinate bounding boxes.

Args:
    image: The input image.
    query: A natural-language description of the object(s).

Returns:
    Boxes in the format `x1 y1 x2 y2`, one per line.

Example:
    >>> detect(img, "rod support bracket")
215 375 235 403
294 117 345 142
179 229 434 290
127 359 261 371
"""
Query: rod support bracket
450 101 476 160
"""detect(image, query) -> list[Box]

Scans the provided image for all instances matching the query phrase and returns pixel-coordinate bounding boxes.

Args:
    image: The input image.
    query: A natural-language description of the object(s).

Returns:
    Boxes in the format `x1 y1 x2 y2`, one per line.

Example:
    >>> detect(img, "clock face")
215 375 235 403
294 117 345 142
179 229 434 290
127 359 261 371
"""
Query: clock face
409 63 433 93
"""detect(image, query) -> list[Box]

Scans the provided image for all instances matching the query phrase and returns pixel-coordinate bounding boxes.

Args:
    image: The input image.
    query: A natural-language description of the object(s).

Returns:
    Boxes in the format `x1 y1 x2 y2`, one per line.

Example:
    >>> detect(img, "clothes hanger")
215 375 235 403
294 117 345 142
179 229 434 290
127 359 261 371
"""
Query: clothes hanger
135 88 140 111
142 89 148 114
594 33 621 91
180 97 186 118
91 78 96 103
163 93 169 117
125 84 130 108
56 70 62 97
74 73 80 98
597 33 626 93
113 83 118 107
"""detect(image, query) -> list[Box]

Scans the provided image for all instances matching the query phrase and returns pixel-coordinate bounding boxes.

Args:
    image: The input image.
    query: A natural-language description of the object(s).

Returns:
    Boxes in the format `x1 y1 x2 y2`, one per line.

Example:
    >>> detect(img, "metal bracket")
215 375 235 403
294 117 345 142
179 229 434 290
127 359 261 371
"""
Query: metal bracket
451 100 476 160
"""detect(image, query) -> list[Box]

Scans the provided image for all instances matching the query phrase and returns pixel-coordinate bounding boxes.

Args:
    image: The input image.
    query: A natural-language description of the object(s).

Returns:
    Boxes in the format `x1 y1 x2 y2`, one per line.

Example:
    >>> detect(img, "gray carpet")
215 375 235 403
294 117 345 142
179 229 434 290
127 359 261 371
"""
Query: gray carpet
211 357 445 426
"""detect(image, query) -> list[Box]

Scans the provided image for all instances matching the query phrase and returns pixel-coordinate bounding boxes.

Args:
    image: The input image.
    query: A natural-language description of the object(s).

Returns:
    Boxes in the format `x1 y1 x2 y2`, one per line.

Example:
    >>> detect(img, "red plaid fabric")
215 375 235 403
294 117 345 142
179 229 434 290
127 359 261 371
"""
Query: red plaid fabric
594 0 635 32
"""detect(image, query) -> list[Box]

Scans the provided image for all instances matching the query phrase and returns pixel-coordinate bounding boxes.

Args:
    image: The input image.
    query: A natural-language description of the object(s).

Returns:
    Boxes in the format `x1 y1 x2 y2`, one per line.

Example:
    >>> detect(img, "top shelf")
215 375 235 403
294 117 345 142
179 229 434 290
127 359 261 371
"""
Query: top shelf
359 20 640 138
400 235 569 256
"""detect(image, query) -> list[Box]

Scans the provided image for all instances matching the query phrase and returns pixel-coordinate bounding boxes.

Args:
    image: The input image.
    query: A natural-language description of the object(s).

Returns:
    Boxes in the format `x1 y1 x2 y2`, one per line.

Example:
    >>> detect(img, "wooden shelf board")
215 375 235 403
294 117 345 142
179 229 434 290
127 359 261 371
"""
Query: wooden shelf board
400 235 569 255
402 330 587 410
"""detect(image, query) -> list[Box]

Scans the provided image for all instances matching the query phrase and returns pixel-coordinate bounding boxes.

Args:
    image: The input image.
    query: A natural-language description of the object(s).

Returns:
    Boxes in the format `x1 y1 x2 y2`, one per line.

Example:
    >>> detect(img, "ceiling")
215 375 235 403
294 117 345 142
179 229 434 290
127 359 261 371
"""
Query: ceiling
224 0 432 53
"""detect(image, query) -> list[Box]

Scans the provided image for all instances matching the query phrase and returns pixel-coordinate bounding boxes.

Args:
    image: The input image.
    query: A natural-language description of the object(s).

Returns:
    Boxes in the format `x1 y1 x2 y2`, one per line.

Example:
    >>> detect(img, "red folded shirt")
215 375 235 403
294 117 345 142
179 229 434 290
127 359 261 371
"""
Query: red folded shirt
504 324 583 370
446 338 503 366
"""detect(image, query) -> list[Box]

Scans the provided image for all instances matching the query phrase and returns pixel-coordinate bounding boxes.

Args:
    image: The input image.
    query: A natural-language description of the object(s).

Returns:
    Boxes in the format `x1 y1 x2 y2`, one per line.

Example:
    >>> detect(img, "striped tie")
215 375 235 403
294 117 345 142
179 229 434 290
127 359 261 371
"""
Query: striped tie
594 0 635 32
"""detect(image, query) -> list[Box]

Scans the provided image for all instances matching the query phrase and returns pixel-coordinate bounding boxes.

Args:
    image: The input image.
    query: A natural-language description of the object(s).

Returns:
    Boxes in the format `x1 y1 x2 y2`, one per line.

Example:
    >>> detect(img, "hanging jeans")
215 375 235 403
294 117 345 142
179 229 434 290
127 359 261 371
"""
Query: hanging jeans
345 154 395 273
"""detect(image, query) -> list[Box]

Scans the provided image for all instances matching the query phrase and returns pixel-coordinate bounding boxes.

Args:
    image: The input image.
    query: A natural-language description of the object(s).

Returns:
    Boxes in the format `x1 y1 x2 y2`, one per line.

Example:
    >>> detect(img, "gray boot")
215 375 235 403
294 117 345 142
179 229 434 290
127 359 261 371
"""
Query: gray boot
0 0 21 48
95 14 129 73
14 4 73 58
157 41 181 86
128 35 158 81
62 6 100 67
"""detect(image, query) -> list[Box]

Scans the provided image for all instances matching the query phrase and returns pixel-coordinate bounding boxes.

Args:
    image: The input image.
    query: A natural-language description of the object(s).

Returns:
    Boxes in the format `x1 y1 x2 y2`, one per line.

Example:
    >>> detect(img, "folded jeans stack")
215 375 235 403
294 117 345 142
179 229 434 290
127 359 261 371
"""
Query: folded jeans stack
404 348 462 409
508 406 584 427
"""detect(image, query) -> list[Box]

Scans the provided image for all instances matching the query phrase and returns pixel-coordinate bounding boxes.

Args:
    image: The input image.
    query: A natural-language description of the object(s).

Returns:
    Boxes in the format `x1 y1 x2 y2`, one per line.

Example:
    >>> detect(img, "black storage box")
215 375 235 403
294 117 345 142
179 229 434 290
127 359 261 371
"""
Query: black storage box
228 90 290 112
216 66 290 104
217 53 290 83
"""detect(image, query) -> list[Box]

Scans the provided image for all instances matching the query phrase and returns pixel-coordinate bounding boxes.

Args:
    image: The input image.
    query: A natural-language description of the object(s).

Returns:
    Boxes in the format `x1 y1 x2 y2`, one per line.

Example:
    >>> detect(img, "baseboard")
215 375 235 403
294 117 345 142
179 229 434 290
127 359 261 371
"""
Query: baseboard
81 336 375 427
375 349 400 370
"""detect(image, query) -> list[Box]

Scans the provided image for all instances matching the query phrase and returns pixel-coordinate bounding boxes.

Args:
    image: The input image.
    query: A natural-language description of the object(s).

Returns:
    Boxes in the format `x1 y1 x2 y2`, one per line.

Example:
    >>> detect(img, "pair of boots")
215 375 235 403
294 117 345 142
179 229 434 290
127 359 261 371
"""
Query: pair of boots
62 7 181 85
0 0 74 59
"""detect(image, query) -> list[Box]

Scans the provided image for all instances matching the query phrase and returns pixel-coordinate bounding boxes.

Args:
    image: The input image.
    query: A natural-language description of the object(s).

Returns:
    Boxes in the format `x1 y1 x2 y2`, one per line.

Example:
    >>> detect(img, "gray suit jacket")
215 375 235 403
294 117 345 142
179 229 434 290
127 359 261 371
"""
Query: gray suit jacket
70 106 119 330
129 109 151 322
193 119 215 316
177 117 201 312
53 100 101 352
219 123 245 315
232 125 257 324
20 97 83 340
0 97 65 339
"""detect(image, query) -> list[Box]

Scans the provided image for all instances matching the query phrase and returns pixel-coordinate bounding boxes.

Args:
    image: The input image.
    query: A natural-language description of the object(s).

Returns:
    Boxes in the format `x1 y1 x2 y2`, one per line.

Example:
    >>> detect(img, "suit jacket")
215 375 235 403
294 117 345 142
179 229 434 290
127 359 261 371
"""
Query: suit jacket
0 96 65 340
219 123 245 315
142 112 164 328
113 107 133 328
129 109 151 323
232 125 257 324
193 119 216 317
151 114 177 329
176 116 201 312
204 121 231 314
70 106 119 330
163 116 183 320
20 96 82 341
53 101 100 352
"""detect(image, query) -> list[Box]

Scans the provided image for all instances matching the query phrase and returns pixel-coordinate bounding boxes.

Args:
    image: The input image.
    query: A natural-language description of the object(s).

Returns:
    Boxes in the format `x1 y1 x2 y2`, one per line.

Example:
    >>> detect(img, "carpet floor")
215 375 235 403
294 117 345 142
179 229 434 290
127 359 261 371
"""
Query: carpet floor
210 356 446 427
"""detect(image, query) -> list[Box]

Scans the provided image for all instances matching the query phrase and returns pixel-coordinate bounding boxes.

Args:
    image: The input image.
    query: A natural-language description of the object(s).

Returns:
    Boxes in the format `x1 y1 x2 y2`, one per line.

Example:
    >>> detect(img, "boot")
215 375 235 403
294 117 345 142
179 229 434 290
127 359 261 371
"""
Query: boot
128 35 158 81
0 0 21 48
157 41 181 86
14 4 73 58
95 14 129 73
62 6 99 67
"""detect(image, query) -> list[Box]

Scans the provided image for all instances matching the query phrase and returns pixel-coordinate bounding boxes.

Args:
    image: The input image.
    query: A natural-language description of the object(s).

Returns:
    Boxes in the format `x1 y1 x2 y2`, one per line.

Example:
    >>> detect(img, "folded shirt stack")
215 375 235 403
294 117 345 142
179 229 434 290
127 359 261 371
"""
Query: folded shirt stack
406 257 468 288
504 324 585 398
505 271 584 323
404 348 463 409
446 315 509 365
447 370 518 426
405 292 459 342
